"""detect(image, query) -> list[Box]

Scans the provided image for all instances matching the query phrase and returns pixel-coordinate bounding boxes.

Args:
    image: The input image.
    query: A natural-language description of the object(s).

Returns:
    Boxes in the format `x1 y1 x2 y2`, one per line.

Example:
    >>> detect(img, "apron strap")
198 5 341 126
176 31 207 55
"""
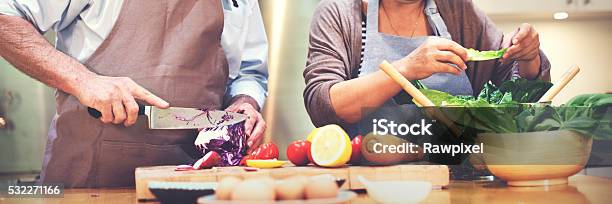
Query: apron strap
366 0 452 40
366 0 380 34
425 0 452 40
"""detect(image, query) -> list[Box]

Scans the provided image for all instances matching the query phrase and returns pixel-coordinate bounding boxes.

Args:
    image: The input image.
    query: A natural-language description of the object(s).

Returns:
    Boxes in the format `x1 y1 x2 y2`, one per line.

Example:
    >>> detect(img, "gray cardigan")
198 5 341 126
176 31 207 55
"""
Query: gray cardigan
303 0 551 127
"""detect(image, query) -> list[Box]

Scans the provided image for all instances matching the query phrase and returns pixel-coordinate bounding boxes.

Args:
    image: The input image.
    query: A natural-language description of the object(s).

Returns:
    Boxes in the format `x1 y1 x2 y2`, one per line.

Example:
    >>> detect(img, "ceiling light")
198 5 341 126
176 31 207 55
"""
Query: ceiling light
553 12 569 20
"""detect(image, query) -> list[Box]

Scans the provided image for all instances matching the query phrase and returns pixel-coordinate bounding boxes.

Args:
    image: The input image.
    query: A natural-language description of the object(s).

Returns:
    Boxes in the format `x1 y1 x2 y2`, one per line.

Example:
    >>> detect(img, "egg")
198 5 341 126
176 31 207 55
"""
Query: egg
231 177 276 201
289 175 308 185
304 175 339 199
275 176 307 200
257 177 276 188
215 176 241 200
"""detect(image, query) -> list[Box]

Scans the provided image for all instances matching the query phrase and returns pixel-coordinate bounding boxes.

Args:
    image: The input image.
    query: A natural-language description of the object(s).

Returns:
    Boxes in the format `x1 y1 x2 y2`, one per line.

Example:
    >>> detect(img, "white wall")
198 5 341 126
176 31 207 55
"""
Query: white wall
488 17 612 104
0 33 57 173
487 15 612 177
260 0 320 159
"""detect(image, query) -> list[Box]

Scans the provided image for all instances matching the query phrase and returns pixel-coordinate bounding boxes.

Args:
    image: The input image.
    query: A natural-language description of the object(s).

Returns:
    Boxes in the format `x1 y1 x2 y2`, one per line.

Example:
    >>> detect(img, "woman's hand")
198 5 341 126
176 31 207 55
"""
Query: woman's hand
394 37 468 81
502 23 541 62
502 23 542 79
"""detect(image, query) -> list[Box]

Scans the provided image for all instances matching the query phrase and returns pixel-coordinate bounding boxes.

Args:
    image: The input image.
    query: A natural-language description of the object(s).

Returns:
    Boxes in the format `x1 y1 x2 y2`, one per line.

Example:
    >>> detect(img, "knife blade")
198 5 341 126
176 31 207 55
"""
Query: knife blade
87 105 247 129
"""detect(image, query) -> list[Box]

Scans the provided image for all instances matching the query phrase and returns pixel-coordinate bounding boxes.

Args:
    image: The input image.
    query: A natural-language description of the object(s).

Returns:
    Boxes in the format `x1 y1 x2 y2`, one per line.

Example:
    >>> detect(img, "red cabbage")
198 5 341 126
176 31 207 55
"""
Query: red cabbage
195 121 247 166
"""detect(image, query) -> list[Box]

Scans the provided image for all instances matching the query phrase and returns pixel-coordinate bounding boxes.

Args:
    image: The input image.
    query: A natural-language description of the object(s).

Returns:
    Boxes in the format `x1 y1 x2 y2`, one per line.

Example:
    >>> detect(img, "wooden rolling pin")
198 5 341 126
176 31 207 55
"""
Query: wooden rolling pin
379 61 435 107
538 65 581 103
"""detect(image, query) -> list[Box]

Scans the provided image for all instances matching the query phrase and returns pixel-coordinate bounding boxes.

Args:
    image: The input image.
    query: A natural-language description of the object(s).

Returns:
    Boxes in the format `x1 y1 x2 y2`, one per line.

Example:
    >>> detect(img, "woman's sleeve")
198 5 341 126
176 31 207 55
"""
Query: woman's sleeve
303 1 353 127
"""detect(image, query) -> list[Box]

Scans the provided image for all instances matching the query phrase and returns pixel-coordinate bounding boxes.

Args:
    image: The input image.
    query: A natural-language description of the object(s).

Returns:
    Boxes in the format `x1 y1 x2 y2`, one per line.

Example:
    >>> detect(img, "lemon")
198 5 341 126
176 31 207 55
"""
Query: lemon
246 159 286 168
310 124 352 167
306 128 319 142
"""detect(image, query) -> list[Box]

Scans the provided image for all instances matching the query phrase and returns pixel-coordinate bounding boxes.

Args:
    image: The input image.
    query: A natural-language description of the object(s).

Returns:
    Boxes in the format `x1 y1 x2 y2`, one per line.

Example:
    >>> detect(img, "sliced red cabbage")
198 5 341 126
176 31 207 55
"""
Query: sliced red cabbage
194 121 247 166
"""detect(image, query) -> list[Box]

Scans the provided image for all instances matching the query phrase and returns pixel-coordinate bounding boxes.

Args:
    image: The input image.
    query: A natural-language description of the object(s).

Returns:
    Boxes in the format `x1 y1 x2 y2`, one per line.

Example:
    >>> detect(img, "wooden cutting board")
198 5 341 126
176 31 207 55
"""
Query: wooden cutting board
135 164 449 201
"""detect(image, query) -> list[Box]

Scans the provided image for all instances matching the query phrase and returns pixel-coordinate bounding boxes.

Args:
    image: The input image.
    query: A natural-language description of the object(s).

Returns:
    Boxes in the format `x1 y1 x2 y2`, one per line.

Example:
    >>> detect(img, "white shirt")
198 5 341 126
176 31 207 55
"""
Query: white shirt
0 0 269 108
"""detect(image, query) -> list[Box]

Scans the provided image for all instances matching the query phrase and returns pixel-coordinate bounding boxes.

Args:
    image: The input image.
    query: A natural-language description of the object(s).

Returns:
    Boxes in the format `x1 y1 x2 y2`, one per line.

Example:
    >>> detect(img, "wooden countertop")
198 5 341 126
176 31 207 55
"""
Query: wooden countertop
2 175 609 204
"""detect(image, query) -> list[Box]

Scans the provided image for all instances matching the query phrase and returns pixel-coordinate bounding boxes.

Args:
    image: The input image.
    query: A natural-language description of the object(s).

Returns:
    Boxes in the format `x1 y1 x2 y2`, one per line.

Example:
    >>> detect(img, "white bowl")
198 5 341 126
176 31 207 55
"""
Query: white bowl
359 176 432 204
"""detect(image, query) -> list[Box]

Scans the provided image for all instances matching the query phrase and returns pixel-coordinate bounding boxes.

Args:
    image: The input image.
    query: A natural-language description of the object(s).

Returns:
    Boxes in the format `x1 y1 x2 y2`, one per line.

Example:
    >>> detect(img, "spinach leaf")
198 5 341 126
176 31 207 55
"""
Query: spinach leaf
417 77 610 139
498 78 553 103
415 77 610 139
515 94 611 139
559 94 612 139
412 80 428 89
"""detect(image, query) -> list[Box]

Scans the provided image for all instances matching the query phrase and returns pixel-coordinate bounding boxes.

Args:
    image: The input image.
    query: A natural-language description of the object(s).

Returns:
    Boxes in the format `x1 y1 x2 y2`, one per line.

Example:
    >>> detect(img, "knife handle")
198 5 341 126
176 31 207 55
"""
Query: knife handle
87 104 146 119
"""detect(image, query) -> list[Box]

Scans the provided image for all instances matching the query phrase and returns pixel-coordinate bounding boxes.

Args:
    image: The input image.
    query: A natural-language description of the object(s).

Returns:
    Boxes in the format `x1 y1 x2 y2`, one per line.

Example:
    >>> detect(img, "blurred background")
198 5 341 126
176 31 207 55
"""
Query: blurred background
1 0 611 180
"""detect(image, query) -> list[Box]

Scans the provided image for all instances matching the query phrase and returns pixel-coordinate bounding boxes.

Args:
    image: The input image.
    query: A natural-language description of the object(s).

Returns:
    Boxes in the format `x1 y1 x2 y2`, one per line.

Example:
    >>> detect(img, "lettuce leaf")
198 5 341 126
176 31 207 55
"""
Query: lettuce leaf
467 48 508 61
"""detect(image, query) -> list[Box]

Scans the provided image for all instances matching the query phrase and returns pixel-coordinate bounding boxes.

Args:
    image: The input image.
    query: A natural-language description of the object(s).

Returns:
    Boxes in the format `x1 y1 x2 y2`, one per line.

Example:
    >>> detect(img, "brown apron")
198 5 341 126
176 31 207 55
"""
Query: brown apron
40 0 228 187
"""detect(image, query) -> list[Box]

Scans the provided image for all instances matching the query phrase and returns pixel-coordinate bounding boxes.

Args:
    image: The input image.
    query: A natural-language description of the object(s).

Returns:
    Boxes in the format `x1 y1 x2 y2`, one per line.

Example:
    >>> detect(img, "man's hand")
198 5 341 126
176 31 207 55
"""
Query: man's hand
225 95 266 153
75 76 169 126
0 15 170 125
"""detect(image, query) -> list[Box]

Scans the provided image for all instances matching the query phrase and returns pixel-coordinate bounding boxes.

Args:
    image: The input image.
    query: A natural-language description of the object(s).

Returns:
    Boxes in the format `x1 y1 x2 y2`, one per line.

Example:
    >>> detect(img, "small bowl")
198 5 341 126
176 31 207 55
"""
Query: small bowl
149 181 216 204
359 176 431 203
478 130 592 186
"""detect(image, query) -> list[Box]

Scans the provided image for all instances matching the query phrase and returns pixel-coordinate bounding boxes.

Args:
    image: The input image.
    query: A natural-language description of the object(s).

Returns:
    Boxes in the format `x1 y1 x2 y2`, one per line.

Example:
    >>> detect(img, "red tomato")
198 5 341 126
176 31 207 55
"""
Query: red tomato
193 151 221 169
239 154 254 166
251 143 279 160
286 140 311 166
307 143 314 165
349 135 363 165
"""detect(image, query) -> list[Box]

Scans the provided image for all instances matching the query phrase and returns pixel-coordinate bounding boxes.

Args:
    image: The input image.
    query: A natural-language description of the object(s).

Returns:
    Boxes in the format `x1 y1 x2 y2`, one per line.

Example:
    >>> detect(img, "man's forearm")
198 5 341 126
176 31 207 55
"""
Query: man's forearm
0 15 95 96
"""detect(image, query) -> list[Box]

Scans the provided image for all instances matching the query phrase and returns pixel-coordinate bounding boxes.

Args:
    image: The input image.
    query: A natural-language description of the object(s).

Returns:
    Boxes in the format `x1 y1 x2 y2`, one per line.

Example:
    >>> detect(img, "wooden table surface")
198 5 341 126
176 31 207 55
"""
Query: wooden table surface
1 175 609 204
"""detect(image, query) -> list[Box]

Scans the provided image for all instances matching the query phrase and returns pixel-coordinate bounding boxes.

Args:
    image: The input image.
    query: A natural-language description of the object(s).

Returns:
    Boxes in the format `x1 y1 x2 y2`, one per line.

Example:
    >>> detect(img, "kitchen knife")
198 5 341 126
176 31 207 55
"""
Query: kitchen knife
87 105 247 129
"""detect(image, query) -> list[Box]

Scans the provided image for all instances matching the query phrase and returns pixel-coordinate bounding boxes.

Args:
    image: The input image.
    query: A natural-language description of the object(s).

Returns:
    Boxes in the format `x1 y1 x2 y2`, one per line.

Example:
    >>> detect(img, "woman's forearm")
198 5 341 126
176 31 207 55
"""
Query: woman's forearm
329 70 403 123
517 54 541 80
328 37 469 124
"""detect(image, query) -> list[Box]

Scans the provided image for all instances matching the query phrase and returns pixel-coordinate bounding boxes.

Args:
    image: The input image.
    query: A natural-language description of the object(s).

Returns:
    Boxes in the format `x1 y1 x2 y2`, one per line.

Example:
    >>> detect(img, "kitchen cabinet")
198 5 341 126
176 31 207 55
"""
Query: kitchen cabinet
577 0 612 12
0 59 55 173
473 0 612 15
473 0 577 15
0 33 57 174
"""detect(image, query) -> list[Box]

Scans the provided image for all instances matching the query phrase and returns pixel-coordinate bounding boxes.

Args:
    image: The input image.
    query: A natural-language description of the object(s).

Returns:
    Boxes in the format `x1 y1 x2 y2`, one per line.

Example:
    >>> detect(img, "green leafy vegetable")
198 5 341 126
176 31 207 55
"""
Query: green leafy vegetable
459 94 610 139
467 48 508 61
414 77 611 139
416 78 551 107
498 78 553 102
412 80 428 89
418 89 455 106
539 94 612 139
